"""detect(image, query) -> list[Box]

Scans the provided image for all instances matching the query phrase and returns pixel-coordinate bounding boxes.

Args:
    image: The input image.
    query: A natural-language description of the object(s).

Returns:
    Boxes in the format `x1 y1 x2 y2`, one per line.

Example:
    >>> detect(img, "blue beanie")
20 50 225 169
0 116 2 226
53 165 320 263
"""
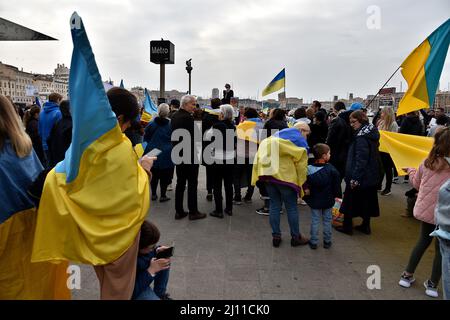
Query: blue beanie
349 102 363 111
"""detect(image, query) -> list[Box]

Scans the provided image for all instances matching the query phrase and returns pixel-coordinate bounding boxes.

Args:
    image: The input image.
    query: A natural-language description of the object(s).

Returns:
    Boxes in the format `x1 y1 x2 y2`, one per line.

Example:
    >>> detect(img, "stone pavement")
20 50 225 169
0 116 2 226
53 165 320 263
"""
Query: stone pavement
72 168 440 300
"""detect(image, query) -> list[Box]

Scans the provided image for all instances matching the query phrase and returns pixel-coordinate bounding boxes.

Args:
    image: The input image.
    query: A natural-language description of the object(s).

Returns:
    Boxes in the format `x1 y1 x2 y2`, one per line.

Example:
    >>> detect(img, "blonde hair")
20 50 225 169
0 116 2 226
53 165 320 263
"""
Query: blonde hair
0 95 32 157
378 106 395 131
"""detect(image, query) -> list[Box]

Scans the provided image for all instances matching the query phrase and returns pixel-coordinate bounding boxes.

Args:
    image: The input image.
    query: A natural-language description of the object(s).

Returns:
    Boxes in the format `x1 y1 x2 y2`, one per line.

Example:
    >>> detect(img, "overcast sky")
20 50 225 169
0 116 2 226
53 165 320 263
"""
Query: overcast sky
1 0 449 101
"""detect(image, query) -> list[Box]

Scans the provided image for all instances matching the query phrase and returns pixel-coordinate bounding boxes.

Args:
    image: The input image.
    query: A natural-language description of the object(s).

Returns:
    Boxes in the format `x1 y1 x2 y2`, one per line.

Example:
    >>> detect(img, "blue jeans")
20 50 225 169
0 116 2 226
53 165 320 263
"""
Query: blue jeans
135 268 170 300
310 208 332 245
439 238 450 300
266 183 300 238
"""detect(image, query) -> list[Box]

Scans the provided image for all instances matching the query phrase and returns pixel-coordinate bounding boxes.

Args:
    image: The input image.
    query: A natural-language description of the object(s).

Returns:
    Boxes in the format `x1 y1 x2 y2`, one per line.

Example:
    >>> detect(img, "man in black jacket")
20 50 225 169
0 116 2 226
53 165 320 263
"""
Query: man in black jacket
326 101 351 180
171 95 206 220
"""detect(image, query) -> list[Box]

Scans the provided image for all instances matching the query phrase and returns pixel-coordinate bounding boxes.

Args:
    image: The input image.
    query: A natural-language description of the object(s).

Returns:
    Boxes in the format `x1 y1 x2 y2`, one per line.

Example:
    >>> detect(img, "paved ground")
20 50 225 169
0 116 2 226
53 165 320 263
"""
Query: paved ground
72 168 440 300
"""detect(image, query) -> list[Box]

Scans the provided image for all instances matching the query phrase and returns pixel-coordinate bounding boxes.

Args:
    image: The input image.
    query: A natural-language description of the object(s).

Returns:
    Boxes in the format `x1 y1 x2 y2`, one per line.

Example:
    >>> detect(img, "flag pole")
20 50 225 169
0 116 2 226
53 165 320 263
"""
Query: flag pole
366 66 401 109
283 68 287 109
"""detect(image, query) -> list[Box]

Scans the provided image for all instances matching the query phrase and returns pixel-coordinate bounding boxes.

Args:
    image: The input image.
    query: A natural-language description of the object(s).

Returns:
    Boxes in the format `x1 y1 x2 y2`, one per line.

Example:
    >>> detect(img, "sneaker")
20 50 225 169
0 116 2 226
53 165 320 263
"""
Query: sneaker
167 184 173 191
424 280 439 298
209 210 224 219
380 189 392 196
175 211 188 220
206 193 213 201
256 207 269 216
272 236 282 248
308 241 318 250
392 177 399 184
159 196 171 203
297 198 307 206
323 241 332 249
398 272 415 288
189 211 207 220
291 235 309 247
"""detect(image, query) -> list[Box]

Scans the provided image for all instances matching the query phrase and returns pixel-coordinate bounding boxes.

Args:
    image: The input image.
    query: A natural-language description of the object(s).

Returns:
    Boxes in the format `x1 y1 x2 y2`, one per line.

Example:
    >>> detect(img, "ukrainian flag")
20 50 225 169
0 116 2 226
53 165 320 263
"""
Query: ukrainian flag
236 118 264 144
262 68 285 97
379 130 433 175
31 12 149 265
252 128 308 195
0 144 69 299
141 88 158 123
397 19 450 116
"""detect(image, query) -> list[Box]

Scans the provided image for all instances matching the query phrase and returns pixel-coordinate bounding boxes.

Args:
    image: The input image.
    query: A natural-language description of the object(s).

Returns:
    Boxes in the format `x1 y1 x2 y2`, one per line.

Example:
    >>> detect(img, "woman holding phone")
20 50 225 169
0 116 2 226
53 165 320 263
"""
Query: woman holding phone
143 103 175 202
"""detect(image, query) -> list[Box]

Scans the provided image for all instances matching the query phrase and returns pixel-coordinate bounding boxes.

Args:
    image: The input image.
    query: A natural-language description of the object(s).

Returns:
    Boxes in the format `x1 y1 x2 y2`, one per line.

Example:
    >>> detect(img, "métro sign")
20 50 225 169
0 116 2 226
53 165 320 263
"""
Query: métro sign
150 40 175 64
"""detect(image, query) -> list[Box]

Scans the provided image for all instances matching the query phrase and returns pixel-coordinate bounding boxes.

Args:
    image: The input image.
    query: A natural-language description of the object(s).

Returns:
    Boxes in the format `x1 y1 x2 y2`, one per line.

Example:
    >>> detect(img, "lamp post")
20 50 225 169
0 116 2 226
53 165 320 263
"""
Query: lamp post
186 59 192 94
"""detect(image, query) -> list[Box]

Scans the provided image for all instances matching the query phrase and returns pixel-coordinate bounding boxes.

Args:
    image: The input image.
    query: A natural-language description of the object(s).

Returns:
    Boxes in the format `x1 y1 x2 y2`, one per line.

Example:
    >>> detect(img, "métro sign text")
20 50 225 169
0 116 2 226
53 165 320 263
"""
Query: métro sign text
150 40 175 64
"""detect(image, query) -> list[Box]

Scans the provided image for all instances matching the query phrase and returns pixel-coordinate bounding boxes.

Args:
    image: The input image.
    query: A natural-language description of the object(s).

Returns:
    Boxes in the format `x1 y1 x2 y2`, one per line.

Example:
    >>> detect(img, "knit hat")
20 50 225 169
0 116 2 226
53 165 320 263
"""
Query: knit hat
349 102 363 111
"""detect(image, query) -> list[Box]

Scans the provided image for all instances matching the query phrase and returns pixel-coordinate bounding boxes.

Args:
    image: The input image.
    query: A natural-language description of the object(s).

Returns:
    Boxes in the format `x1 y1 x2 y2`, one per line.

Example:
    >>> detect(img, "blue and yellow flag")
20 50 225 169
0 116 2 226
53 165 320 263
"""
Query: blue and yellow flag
252 128 308 194
397 19 450 116
31 12 149 266
262 68 285 97
379 130 433 175
120 79 125 88
0 141 69 299
142 88 158 123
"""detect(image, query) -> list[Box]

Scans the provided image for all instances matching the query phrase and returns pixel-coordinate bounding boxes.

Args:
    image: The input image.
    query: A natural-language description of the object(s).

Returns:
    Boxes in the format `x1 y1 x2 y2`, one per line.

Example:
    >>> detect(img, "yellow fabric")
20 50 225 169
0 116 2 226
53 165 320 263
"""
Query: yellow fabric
32 126 149 265
262 78 285 97
134 143 145 158
379 130 433 176
236 121 259 144
0 208 70 299
141 111 153 123
251 137 308 194
397 39 431 116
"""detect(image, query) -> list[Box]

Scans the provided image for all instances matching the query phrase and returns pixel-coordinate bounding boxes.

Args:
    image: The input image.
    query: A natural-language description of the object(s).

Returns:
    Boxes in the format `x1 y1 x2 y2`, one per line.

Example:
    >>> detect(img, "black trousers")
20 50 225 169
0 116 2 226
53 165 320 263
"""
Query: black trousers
233 163 254 200
150 167 173 198
212 164 234 213
175 164 199 213
380 152 395 191
205 165 214 194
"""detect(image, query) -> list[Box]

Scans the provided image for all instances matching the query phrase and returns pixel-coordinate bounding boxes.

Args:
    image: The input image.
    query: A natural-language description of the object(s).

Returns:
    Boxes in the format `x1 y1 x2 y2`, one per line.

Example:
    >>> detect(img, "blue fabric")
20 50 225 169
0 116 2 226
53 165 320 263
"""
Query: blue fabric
0 141 43 223
304 163 341 209
35 96 41 108
439 238 450 300
144 88 158 115
425 19 450 106
143 118 174 169
273 127 309 150
132 249 170 300
268 68 285 83
309 208 332 246
246 118 263 123
55 13 117 183
38 101 62 151
266 183 300 238
349 102 363 111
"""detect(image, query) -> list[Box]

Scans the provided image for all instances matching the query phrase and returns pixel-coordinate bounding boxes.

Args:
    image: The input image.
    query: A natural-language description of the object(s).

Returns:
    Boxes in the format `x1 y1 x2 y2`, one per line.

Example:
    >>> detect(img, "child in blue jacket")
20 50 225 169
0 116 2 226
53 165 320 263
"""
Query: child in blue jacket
303 143 342 249
132 221 172 300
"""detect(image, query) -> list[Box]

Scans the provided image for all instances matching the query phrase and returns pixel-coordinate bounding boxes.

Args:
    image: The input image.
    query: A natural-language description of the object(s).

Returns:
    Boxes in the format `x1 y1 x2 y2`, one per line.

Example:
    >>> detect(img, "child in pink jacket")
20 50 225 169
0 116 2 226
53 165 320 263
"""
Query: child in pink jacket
398 127 450 298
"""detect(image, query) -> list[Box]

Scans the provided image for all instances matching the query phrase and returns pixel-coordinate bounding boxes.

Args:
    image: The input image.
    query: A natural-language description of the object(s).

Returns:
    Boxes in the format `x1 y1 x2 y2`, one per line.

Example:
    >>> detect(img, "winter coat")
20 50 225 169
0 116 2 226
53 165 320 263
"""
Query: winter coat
303 163 342 209
201 112 220 165
144 117 174 170
26 118 45 164
399 115 424 136
308 122 328 148
38 102 62 151
170 109 200 165
407 160 450 225
47 116 72 168
326 115 351 177
205 120 236 163
263 118 288 137
345 123 380 188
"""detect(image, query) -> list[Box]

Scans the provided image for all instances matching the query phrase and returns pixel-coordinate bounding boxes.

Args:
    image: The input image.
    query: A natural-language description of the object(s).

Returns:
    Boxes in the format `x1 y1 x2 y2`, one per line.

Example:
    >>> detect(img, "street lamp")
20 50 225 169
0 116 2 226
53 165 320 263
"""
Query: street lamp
186 59 192 94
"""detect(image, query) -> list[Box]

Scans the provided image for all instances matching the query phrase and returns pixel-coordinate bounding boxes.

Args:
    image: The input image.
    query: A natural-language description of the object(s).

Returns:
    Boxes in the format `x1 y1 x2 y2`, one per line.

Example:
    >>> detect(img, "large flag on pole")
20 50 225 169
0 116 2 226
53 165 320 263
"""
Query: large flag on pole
262 68 285 97
31 12 149 265
397 19 450 116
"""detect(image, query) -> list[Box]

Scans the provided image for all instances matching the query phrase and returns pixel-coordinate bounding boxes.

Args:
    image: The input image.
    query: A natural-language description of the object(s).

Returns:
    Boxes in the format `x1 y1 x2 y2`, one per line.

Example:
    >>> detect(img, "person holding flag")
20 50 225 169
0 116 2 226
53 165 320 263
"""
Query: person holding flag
31 12 151 300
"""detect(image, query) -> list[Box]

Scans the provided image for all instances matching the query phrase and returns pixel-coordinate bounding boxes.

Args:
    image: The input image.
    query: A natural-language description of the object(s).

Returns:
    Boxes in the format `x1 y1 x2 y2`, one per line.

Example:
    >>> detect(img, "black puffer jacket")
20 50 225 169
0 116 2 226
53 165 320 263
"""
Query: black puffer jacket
399 115 424 136
345 123 380 188
326 116 351 178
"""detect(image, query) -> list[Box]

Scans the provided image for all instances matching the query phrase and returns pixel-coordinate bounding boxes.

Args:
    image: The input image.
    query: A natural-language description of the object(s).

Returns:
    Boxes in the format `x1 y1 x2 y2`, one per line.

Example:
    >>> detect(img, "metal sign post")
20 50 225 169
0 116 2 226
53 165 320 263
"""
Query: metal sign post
150 39 174 103
186 59 192 94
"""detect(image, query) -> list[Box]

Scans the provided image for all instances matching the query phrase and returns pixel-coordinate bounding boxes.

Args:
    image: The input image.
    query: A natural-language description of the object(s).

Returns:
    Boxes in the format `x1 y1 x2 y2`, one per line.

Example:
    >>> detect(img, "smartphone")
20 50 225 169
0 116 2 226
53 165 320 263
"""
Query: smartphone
156 246 174 259
145 148 162 158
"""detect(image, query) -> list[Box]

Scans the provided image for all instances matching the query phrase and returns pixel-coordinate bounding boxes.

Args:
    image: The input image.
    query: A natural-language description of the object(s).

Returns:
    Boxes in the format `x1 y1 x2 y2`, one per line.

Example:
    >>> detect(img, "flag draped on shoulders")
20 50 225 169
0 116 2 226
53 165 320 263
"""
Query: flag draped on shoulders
379 130 433 175
236 118 264 144
31 12 149 266
252 128 308 194
0 144 69 299
397 19 450 116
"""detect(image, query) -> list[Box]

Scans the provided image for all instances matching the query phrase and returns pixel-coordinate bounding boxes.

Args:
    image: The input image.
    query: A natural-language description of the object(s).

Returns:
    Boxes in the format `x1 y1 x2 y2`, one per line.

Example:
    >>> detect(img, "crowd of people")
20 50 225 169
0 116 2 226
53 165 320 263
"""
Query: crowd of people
1 82 450 299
